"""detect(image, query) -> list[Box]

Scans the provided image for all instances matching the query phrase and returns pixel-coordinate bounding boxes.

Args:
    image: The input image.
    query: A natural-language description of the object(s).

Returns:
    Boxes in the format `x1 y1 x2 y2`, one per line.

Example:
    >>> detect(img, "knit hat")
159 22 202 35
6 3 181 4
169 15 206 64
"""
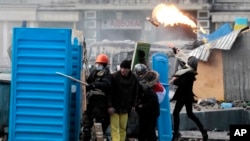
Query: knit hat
134 63 148 76
120 60 131 69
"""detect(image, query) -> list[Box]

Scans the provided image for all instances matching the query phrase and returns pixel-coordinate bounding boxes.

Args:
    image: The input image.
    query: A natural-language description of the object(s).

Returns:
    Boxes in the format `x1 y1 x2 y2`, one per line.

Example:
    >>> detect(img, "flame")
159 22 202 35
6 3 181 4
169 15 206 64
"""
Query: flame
199 26 207 34
152 4 196 28
198 26 208 43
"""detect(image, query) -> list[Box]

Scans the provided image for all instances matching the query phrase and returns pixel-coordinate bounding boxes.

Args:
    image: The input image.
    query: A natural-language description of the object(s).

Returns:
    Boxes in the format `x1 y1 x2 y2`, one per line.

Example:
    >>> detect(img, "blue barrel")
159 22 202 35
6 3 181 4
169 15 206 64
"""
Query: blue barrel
152 52 172 141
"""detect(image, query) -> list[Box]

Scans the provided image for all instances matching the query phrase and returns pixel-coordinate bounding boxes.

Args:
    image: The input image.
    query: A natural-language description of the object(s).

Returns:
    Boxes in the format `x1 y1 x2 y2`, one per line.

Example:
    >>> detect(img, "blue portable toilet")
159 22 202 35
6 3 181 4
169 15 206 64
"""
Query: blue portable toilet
152 52 172 141
9 28 73 141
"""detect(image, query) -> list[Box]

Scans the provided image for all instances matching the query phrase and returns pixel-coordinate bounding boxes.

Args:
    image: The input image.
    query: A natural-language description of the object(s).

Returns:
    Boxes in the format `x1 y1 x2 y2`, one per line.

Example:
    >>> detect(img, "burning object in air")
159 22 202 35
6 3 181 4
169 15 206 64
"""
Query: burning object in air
146 17 160 27
148 3 197 30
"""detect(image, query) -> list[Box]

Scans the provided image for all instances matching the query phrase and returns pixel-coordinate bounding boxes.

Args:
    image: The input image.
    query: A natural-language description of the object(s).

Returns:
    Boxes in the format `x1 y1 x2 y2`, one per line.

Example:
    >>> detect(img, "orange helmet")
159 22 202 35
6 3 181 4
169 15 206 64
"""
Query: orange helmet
95 54 109 64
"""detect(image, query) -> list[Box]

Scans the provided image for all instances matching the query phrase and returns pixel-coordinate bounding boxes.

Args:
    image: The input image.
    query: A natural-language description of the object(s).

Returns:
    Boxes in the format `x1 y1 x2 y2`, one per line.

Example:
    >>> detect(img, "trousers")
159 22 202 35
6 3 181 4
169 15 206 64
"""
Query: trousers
110 113 128 141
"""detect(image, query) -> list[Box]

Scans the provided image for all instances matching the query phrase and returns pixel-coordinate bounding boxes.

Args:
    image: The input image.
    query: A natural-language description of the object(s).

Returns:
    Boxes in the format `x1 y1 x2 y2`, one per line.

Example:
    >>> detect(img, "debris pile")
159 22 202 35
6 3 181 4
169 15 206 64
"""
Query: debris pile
193 98 250 111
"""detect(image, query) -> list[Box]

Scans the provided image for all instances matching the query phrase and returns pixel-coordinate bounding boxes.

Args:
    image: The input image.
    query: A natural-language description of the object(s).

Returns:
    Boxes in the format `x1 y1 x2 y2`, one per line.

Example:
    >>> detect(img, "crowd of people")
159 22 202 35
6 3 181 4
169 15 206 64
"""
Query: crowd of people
81 44 208 141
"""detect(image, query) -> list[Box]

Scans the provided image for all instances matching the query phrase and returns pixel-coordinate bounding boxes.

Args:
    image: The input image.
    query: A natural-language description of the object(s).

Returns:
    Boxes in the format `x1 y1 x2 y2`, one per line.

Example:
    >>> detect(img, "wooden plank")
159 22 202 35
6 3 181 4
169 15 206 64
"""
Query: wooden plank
193 50 224 101
81 69 87 112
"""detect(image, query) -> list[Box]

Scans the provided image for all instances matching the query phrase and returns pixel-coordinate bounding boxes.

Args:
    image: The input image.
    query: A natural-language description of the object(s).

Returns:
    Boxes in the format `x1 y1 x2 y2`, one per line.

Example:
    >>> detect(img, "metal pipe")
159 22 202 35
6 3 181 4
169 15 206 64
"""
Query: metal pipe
56 72 89 86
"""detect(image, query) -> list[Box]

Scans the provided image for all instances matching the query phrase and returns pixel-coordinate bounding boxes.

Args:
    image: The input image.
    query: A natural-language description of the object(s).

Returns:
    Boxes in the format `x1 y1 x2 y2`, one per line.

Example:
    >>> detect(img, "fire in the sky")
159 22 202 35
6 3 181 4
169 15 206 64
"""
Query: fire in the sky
152 3 196 28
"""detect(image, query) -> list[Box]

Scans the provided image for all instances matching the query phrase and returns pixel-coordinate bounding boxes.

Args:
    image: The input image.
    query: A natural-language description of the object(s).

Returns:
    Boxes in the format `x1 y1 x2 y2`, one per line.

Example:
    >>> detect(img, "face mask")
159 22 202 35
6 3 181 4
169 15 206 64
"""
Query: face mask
95 64 104 71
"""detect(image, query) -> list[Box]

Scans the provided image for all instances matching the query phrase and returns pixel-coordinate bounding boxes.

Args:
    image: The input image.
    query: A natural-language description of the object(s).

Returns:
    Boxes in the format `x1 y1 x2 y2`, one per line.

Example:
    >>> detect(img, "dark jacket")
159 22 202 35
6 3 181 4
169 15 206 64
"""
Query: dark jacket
136 84 160 118
108 71 139 114
87 67 112 94
172 70 197 102
86 67 112 119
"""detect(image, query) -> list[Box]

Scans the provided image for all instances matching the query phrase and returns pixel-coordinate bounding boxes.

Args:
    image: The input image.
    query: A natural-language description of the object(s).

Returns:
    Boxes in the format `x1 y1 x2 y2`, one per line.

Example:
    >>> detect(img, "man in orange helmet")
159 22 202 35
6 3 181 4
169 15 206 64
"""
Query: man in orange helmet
82 54 112 141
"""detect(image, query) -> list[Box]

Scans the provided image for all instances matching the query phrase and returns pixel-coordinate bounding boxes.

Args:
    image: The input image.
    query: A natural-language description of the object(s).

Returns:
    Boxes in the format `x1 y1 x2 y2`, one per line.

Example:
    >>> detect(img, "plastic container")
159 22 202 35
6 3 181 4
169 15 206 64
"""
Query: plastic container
220 102 233 109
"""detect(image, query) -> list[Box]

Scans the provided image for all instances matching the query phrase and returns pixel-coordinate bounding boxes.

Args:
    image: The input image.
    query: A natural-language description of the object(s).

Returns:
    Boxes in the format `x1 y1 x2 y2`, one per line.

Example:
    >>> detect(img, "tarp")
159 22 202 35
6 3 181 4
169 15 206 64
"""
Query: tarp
200 23 232 42
190 26 249 61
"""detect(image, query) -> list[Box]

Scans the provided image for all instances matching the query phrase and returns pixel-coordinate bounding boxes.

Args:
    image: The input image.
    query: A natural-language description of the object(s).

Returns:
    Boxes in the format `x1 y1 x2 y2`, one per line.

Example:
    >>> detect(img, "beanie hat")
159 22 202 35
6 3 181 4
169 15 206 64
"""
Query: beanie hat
134 63 148 76
120 60 131 69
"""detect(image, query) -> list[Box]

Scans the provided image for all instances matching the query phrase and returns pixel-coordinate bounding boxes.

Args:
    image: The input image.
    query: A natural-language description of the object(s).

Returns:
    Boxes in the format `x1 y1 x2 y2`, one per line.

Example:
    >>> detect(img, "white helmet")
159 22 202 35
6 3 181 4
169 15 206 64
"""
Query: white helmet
134 63 148 76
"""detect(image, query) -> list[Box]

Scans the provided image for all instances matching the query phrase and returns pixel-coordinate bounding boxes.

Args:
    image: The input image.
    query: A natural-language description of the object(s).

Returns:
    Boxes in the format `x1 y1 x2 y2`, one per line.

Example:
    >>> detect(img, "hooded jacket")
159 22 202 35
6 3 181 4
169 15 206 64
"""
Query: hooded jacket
140 70 166 103
136 84 160 118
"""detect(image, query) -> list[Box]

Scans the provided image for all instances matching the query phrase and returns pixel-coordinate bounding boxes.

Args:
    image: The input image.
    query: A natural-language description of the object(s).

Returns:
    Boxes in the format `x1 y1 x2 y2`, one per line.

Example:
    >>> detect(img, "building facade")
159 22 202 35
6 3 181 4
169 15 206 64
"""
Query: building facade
1 0 250 72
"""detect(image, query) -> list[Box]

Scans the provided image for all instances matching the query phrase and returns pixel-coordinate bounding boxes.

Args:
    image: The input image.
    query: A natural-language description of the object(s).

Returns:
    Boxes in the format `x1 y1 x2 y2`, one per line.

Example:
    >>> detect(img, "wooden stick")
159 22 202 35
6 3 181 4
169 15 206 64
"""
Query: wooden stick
56 72 88 86
81 70 87 112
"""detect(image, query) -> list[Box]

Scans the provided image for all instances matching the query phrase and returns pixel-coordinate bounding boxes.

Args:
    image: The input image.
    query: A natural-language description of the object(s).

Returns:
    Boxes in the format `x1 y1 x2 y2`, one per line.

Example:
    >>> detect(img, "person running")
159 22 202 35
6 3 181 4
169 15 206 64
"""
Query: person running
169 56 208 141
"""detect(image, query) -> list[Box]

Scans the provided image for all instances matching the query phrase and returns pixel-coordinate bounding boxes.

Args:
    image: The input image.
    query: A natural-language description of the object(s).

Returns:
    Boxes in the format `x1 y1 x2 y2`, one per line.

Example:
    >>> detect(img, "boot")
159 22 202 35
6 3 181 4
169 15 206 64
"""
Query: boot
202 130 208 141
171 132 181 141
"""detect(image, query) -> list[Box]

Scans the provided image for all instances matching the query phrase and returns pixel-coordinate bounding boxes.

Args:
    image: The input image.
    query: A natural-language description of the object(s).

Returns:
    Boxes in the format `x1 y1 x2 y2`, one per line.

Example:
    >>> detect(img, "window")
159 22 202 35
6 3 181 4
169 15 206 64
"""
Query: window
197 20 210 28
84 20 96 29
84 11 96 20
197 10 209 19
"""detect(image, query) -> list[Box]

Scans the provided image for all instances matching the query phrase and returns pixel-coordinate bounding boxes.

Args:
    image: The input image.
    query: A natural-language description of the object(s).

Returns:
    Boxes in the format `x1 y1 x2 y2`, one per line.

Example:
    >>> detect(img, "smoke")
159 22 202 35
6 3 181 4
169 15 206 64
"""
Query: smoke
100 29 141 41
99 24 196 42
154 24 197 41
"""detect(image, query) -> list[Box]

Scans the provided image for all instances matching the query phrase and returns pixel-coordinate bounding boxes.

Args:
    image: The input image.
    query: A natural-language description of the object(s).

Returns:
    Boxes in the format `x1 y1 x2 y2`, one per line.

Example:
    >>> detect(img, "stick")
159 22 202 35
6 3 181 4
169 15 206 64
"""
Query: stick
56 72 88 86
82 37 88 112
81 70 87 112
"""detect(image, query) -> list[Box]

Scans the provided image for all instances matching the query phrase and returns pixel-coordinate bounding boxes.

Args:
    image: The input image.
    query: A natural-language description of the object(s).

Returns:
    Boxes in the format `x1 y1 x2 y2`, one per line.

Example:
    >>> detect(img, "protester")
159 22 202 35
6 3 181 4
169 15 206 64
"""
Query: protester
134 63 166 103
82 53 112 141
134 67 160 141
169 56 208 141
108 59 139 141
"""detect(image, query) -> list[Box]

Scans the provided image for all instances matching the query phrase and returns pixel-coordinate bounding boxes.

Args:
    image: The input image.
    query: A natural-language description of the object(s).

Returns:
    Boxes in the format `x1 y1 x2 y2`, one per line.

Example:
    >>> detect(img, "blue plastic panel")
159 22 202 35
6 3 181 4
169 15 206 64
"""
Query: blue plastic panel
152 52 172 141
0 82 10 132
69 38 82 140
9 28 72 141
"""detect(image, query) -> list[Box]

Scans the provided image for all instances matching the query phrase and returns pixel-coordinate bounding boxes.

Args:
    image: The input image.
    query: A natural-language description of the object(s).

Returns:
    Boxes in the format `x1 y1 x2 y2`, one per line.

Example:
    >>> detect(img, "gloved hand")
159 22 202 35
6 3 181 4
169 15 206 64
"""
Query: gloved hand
172 47 178 54
86 83 95 91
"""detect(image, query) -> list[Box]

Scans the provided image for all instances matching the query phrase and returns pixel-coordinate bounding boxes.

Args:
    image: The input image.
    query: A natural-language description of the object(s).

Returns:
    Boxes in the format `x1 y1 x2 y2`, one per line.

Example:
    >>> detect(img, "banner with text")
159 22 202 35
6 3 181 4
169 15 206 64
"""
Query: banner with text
101 20 142 29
